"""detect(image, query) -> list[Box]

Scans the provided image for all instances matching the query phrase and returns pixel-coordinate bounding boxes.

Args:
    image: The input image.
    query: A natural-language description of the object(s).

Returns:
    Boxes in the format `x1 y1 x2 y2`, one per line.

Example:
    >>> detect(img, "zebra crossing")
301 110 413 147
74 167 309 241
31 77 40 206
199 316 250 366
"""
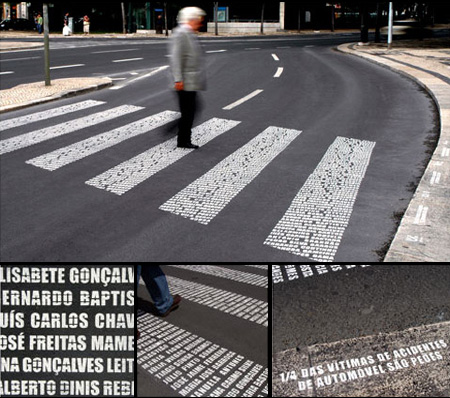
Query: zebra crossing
0 100 376 261
137 265 268 397
272 264 373 283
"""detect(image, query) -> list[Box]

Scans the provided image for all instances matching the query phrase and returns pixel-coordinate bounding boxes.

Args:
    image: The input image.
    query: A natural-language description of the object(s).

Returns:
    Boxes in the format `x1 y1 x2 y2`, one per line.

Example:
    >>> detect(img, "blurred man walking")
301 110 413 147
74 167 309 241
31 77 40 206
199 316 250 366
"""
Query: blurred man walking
169 7 206 149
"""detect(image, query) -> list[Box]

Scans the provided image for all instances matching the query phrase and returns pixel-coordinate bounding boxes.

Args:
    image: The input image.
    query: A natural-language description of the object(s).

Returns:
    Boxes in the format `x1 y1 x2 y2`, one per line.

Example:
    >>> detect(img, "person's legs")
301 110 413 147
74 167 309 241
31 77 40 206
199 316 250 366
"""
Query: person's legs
136 265 141 285
177 91 197 145
140 266 174 314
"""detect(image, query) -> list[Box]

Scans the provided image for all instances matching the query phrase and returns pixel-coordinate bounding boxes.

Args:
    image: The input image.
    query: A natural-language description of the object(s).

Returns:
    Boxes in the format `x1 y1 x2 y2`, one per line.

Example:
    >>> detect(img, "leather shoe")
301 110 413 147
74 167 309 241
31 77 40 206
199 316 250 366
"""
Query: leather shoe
160 294 182 317
177 143 199 149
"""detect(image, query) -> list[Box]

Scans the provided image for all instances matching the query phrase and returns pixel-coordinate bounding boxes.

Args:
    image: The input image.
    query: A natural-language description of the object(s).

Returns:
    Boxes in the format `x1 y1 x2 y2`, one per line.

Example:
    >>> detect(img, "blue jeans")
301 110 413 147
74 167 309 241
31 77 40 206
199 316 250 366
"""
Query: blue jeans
137 265 173 315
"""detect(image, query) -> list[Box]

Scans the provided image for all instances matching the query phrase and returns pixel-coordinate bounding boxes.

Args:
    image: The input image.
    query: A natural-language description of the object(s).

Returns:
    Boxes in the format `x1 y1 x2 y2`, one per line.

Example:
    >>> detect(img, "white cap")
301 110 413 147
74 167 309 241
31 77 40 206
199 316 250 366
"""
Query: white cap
177 7 206 24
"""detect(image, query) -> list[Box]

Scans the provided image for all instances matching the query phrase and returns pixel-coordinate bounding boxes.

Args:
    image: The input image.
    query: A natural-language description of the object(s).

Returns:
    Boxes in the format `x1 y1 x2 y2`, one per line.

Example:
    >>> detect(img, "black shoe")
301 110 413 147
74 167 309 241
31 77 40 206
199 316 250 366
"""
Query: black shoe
160 295 182 317
177 143 199 149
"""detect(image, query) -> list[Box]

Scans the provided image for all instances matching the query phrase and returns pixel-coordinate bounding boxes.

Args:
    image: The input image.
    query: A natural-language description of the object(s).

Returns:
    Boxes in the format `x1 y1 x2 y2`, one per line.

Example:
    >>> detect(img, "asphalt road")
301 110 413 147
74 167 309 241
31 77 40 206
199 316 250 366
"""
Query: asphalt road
272 264 450 397
0 33 439 261
137 264 268 397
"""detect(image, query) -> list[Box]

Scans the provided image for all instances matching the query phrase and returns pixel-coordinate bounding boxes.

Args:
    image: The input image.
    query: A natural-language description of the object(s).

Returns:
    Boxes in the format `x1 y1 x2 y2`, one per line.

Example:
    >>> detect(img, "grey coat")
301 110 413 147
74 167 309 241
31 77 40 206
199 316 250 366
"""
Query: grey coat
169 24 206 91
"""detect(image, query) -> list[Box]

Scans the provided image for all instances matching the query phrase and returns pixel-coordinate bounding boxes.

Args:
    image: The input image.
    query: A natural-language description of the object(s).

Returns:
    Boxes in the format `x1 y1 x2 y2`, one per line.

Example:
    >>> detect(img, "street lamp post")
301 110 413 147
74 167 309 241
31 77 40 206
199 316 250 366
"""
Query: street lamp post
43 3 50 86
388 2 394 49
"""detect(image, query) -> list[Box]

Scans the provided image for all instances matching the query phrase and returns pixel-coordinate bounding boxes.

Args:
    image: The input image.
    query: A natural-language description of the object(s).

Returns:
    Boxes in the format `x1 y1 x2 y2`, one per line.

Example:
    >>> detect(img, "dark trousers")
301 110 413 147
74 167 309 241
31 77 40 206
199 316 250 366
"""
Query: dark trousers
177 91 197 145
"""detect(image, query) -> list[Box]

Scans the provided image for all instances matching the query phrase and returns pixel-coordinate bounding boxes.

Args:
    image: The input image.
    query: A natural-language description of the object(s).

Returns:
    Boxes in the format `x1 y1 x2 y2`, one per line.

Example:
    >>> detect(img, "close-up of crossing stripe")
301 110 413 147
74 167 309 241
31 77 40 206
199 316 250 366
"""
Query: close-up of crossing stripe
265 136 376 261
26 110 181 170
0 100 105 132
166 276 268 326
138 312 268 397
159 126 302 225
167 265 268 288
0 104 143 155
138 265 267 397
85 117 240 195
272 264 372 283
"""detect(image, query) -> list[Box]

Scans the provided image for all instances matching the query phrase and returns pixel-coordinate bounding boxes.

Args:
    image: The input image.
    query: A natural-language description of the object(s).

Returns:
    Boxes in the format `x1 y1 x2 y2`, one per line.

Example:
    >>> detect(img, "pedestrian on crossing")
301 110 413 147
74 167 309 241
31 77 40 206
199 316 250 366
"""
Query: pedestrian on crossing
169 7 207 149
136 265 181 339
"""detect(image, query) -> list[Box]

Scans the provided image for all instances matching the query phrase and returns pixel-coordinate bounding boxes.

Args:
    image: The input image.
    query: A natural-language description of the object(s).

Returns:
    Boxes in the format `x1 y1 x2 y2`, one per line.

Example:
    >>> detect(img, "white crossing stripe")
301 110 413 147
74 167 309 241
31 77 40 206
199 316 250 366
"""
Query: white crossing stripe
26 111 181 171
0 105 143 155
138 312 268 397
413 205 428 225
223 89 263 110
167 264 268 289
0 100 105 132
264 136 375 262
160 126 302 225
430 171 441 185
86 118 240 195
166 276 267 326
272 264 372 284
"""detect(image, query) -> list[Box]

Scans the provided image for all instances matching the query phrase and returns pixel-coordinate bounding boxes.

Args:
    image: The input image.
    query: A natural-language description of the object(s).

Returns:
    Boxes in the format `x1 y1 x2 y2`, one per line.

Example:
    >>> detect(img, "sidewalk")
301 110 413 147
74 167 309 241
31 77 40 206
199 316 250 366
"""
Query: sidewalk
337 37 450 262
0 34 112 113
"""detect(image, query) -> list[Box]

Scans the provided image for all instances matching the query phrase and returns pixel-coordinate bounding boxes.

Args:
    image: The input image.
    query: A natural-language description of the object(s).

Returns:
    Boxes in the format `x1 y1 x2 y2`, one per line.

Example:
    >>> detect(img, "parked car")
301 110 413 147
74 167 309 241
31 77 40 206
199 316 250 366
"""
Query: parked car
0 18 36 31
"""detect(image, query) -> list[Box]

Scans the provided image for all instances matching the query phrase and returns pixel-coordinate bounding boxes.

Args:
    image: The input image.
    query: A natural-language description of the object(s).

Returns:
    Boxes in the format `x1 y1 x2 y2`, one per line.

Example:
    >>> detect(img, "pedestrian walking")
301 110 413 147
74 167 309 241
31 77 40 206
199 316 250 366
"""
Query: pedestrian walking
63 12 71 36
37 13 43 34
169 7 206 149
83 15 90 35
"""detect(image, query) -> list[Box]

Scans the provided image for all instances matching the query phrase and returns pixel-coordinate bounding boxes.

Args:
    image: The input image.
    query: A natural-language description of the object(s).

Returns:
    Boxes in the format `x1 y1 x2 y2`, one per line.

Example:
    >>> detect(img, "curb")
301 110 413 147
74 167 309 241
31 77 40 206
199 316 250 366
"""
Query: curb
0 79 113 113
336 43 450 262
0 44 43 52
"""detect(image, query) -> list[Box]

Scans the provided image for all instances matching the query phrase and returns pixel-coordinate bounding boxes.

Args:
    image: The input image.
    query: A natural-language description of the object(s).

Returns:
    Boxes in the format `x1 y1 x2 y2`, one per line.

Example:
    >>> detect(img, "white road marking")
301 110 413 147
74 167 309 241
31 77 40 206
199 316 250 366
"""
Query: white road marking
0 71 14 75
223 89 263 110
50 64 85 69
430 171 441 185
112 57 144 63
110 65 169 90
272 264 372 283
0 100 105 132
160 126 302 225
166 276 267 326
245 47 260 50
138 313 268 397
0 56 40 62
276 46 291 49
206 49 227 53
86 118 240 195
0 105 143 155
167 265 268 288
413 205 429 224
271 54 279 61
91 48 139 54
265 136 376 262
274 67 283 78
26 111 180 171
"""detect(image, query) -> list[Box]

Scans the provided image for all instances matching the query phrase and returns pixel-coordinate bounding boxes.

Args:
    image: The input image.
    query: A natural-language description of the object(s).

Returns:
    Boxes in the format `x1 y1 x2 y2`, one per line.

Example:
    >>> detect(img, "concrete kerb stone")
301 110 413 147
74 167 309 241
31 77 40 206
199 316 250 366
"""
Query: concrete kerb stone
336 42 450 262
0 78 113 113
